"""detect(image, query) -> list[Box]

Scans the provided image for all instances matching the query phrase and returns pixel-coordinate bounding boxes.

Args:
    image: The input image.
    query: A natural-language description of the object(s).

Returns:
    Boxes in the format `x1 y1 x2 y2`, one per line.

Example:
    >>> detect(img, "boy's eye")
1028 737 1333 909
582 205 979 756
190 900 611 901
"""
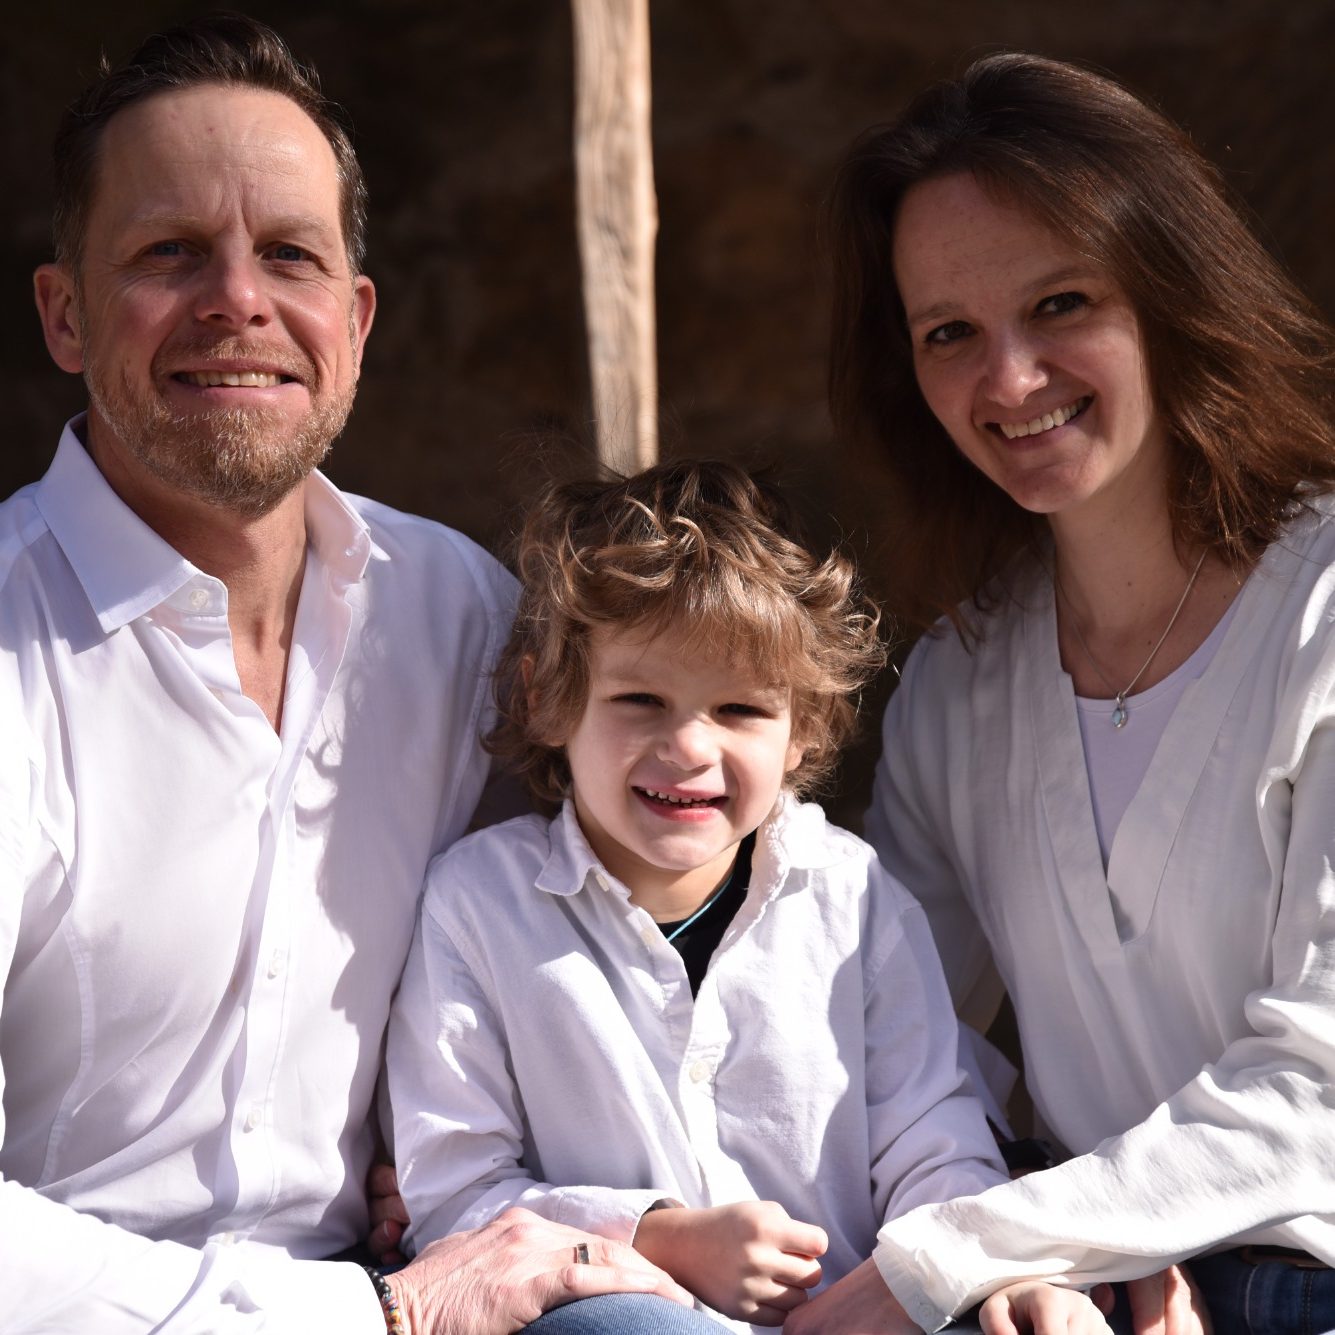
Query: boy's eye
924 319 972 347
612 692 661 707
719 702 770 719
1036 290 1087 316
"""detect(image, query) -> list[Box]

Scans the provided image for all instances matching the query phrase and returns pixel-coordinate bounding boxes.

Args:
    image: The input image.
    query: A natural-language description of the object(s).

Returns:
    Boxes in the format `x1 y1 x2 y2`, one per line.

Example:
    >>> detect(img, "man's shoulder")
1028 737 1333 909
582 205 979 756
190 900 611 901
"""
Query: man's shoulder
340 490 517 621
0 482 49 584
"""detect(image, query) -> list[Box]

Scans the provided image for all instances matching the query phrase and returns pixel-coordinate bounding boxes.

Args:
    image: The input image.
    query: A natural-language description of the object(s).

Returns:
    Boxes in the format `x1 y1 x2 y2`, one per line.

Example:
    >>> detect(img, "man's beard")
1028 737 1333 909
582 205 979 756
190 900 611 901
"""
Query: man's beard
84 335 357 519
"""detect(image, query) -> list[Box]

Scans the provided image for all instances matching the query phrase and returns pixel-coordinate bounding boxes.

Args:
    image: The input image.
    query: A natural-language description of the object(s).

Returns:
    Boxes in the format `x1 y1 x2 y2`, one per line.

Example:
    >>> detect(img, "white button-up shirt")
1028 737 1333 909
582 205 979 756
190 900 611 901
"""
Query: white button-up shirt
387 797 1006 1332
0 420 515 1333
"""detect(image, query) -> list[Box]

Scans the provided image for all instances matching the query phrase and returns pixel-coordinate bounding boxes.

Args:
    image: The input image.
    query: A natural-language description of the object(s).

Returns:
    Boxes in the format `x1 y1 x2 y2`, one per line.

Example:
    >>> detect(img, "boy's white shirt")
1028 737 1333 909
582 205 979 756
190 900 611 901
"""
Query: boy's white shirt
387 793 1007 1332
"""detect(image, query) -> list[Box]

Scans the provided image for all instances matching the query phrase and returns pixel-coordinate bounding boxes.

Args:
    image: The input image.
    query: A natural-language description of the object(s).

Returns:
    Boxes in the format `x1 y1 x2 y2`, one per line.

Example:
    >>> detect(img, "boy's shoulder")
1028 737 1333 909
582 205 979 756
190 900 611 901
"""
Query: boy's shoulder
769 795 923 917
422 811 554 913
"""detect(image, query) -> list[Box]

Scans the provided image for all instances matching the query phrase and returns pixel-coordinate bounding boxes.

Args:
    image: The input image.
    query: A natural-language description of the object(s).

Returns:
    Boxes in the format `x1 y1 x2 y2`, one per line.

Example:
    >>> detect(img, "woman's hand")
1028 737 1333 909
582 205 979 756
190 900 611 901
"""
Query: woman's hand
1123 1266 1212 1335
635 1200 827 1325
782 1257 918 1335
981 1281 1112 1335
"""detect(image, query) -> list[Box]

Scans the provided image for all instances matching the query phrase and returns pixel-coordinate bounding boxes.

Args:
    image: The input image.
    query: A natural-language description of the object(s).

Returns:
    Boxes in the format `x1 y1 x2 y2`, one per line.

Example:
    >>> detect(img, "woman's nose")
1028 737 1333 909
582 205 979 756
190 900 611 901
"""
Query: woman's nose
982 331 1049 409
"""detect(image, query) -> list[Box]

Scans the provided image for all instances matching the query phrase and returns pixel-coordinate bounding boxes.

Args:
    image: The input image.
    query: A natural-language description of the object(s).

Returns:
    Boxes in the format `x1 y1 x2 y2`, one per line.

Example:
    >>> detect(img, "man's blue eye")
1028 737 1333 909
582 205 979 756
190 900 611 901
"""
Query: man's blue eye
149 241 185 257
272 244 308 262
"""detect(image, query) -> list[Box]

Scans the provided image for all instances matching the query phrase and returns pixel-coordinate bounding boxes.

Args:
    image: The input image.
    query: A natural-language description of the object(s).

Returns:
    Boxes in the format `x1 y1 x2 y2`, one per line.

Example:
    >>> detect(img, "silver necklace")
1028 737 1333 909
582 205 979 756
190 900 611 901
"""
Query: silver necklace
1059 549 1207 730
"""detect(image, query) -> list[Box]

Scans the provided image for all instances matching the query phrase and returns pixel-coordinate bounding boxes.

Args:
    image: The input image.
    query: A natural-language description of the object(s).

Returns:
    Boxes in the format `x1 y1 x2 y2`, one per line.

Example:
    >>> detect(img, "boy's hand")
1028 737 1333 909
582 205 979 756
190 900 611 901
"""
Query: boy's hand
635 1200 827 1324
981 1281 1113 1335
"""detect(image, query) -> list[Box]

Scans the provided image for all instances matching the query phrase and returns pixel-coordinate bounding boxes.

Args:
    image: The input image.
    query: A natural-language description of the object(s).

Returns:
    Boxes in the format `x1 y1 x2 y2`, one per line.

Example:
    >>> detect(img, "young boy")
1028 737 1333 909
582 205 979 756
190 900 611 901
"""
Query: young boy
386 462 1106 1335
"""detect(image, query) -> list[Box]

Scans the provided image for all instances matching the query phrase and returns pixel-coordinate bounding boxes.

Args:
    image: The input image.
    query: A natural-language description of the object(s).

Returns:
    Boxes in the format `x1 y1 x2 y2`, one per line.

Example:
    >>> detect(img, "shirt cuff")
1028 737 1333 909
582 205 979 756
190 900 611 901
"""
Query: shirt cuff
544 1186 672 1243
231 1253 387 1334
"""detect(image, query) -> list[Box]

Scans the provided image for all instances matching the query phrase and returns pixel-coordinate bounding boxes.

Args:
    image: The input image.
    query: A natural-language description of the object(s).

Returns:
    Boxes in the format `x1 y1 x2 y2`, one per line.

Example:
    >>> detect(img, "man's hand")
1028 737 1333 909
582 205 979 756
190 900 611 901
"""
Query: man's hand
385 1209 693 1335
782 1257 917 1335
980 1282 1112 1335
635 1201 826 1325
367 1161 409 1266
1122 1266 1211 1335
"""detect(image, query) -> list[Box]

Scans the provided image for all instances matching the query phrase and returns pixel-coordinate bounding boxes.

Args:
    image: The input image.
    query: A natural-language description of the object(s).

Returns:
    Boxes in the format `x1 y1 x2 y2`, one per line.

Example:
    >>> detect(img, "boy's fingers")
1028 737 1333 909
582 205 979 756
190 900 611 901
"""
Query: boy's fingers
777 1220 828 1259
771 1252 824 1289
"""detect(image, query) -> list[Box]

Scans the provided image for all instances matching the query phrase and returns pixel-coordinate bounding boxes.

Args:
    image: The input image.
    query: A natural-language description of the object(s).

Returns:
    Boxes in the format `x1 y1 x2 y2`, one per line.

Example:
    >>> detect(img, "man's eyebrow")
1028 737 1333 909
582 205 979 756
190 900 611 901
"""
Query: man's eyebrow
903 265 1100 328
123 211 341 242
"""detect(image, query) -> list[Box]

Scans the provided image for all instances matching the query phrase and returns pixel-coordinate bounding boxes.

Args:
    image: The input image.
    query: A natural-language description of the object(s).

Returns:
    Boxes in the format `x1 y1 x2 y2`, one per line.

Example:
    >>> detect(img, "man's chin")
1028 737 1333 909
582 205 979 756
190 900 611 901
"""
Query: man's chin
89 394 352 519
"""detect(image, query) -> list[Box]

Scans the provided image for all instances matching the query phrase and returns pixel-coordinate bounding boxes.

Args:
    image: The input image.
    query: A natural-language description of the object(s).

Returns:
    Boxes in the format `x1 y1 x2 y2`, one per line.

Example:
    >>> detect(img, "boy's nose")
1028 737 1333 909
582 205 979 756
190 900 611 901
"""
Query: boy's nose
658 718 718 769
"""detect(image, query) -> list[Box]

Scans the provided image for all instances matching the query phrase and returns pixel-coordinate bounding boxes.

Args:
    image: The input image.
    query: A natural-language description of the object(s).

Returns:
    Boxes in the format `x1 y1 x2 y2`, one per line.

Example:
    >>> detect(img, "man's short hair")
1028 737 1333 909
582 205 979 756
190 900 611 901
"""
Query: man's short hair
489 459 886 807
52 13 368 273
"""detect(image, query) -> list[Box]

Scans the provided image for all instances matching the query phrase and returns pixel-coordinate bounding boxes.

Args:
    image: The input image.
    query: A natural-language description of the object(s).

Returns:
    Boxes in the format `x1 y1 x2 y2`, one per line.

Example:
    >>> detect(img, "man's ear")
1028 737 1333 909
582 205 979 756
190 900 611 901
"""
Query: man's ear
33 264 84 374
350 274 376 378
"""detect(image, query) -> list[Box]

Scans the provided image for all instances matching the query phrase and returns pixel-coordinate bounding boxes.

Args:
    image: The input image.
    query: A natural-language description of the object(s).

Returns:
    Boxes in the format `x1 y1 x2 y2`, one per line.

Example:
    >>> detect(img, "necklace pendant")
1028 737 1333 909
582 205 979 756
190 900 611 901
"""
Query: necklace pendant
1112 700 1129 729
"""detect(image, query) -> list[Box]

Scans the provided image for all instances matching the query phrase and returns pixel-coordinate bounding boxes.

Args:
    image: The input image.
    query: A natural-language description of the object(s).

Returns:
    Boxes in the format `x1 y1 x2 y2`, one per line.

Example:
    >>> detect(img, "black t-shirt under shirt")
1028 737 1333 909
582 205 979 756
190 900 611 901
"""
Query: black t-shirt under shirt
657 833 755 997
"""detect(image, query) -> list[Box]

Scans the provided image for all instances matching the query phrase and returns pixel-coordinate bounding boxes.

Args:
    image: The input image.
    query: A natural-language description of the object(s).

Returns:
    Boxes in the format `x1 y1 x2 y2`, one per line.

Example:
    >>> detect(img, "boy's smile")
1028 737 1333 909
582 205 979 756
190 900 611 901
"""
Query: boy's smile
560 623 804 920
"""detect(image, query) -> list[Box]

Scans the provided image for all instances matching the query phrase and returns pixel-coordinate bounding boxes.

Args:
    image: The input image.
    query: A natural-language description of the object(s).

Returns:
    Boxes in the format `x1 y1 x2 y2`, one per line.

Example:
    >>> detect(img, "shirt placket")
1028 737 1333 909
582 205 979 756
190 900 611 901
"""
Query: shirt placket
220 553 359 1232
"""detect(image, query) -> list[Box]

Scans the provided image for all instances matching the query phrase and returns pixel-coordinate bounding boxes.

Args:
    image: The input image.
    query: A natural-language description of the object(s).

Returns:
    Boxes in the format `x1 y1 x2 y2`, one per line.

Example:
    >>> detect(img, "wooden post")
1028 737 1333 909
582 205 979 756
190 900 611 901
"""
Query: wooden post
571 0 659 471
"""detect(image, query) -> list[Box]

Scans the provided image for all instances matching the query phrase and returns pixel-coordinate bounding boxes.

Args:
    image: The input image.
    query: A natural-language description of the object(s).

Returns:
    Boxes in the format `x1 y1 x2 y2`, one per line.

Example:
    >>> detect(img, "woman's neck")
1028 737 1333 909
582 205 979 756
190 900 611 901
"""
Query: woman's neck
1049 509 1246 699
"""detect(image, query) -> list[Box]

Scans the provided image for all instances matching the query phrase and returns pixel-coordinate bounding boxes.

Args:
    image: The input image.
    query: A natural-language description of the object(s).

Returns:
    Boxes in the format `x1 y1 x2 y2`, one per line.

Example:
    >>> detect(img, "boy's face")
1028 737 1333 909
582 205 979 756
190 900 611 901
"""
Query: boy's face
559 623 804 911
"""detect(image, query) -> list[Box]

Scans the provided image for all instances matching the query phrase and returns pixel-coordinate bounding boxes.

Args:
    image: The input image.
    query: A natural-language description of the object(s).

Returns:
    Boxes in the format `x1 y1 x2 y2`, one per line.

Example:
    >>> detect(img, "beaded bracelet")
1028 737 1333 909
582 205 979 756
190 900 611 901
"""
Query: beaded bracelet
363 1265 407 1335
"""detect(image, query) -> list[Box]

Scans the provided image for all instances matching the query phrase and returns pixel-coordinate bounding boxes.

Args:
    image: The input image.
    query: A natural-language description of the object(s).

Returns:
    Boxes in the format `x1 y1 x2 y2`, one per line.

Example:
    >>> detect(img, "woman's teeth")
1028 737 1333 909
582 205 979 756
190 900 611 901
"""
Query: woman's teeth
997 396 1091 440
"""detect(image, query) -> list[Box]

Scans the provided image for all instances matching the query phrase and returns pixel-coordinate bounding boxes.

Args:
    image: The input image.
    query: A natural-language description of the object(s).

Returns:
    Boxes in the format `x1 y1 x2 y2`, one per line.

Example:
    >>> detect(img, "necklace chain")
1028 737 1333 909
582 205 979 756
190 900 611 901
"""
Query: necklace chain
1058 549 1207 730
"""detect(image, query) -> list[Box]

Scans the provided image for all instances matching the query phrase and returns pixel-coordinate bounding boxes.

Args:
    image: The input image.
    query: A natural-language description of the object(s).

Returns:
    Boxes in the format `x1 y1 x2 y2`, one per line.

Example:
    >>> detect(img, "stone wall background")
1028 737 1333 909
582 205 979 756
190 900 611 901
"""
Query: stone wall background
5 1 1334 817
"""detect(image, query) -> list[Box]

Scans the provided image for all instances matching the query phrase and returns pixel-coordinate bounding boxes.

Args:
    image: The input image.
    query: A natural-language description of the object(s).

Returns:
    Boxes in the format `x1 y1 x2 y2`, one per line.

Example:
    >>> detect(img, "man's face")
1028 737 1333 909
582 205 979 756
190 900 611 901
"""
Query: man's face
39 83 375 517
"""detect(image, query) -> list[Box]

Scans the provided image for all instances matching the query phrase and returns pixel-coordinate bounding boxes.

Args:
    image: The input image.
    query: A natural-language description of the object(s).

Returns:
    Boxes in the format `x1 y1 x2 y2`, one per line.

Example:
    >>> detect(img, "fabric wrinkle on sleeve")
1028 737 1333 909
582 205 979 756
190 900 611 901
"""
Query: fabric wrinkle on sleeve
862 866 1007 1231
387 855 669 1252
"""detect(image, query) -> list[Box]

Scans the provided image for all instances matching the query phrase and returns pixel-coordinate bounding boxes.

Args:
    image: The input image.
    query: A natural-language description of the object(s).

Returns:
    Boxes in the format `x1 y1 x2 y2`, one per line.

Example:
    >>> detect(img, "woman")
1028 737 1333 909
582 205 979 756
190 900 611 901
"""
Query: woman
798 52 1335 1335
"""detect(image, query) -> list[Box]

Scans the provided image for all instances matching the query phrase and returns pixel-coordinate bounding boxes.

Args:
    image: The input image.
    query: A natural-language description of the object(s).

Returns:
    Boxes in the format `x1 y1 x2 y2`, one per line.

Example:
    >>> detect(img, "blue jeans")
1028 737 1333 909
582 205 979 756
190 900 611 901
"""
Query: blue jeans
1188 1252 1335 1335
523 1295 730 1335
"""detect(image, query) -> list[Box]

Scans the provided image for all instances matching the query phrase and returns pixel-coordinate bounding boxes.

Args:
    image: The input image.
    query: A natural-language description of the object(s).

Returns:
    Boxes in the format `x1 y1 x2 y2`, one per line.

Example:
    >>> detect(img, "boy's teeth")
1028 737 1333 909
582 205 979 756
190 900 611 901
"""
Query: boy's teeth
998 396 1090 440
642 788 712 807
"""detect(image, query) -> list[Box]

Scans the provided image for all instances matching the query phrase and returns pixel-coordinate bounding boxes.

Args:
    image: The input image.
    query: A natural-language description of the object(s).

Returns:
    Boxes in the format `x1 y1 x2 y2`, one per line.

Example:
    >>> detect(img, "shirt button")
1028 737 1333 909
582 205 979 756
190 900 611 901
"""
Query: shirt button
215 1231 237 1246
688 1061 710 1084
344 546 357 559
267 949 286 979
189 589 209 610
641 927 657 948
242 1106 261 1132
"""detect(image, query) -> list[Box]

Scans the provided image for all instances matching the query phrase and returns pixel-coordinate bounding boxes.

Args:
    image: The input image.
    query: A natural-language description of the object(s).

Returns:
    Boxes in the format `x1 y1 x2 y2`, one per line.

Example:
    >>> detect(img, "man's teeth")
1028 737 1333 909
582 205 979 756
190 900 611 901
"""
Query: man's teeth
180 370 284 388
641 788 714 807
998 396 1090 440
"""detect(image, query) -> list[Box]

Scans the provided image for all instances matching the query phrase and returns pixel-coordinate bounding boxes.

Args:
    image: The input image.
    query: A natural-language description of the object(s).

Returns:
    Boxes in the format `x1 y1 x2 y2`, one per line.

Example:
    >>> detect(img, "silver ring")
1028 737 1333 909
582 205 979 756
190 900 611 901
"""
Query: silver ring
574 1242 590 1265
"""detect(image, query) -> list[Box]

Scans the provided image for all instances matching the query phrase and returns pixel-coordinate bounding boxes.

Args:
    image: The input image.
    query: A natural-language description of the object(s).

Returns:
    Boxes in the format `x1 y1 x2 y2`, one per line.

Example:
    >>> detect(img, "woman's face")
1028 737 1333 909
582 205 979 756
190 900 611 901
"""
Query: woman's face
892 172 1166 527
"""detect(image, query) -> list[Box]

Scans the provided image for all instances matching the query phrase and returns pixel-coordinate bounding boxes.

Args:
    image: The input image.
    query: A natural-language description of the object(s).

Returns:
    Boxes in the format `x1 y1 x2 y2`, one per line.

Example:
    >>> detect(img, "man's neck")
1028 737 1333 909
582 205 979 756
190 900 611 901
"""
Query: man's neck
86 425 310 733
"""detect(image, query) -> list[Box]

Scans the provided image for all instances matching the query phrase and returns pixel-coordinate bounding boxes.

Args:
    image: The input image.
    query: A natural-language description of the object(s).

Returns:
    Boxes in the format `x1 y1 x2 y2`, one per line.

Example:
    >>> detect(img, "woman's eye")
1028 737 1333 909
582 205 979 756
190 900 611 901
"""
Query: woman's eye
1037 290 1087 316
924 319 971 347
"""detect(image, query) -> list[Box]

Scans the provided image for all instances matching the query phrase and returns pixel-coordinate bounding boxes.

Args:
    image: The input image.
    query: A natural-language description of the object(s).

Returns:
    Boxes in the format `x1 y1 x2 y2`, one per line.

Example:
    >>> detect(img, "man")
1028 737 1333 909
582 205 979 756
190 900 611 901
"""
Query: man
0 16 698 1333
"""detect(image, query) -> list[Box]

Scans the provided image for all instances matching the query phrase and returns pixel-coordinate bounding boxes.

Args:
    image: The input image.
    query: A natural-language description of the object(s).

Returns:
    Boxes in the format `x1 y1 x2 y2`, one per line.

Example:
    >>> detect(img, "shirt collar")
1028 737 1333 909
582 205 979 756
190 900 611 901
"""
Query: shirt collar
34 415 373 633
533 790 846 902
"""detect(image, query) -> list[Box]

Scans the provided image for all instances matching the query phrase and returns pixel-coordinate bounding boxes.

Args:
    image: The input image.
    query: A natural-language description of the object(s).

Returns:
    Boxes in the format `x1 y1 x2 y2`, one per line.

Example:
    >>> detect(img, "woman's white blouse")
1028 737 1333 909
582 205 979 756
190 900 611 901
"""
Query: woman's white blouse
866 499 1335 1329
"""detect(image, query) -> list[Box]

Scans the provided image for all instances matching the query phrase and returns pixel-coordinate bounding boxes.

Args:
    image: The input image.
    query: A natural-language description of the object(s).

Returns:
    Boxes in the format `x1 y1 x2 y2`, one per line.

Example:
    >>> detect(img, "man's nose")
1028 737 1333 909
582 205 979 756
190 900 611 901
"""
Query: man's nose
192 251 272 329
982 331 1048 409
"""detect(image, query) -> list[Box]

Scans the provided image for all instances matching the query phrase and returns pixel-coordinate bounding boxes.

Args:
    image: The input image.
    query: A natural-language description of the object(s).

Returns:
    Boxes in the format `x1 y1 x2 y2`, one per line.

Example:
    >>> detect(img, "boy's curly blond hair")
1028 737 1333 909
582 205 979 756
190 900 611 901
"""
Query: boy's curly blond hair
489 460 885 810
